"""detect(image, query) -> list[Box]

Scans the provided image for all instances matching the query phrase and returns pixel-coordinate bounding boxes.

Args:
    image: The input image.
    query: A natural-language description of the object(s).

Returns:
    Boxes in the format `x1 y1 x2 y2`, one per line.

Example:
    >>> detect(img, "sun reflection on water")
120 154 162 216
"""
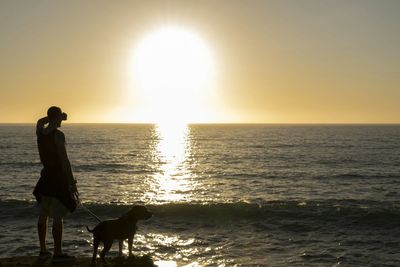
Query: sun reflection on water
144 123 195 203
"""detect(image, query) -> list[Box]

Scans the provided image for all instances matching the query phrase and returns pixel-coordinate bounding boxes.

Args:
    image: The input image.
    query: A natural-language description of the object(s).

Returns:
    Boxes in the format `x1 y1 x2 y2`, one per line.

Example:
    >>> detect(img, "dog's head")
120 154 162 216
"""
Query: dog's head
126 205 153 221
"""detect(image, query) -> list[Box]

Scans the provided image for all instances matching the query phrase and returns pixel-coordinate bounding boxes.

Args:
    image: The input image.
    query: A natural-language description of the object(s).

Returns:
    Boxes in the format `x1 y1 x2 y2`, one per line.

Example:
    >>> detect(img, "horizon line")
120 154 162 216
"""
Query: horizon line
1 122 400 125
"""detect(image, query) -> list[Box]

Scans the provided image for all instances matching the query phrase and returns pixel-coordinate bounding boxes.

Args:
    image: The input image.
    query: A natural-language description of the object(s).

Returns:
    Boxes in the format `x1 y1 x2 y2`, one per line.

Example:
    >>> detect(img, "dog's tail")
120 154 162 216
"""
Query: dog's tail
86 226 94 233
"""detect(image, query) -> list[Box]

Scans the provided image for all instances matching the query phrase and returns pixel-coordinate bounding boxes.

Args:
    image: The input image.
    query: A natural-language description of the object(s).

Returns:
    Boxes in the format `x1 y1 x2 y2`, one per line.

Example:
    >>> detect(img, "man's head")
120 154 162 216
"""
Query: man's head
47 106 67 127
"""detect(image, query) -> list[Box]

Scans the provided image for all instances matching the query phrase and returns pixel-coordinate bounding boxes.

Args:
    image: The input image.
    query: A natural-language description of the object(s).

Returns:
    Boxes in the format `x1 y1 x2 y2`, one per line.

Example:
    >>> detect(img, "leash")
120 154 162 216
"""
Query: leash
75 192 102 223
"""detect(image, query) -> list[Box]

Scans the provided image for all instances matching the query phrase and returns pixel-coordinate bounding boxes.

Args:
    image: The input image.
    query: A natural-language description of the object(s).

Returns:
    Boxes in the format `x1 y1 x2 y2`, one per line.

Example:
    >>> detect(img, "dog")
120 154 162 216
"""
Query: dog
86 205 152 264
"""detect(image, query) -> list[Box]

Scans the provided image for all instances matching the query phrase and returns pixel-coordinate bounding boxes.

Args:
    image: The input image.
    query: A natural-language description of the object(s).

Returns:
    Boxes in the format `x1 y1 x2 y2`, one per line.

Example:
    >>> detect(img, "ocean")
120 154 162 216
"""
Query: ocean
0 124 399 266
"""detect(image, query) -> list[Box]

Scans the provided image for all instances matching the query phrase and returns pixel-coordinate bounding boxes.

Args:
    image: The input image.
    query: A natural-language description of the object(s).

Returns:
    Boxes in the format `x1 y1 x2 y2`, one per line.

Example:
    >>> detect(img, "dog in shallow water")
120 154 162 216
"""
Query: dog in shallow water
86 205 152 264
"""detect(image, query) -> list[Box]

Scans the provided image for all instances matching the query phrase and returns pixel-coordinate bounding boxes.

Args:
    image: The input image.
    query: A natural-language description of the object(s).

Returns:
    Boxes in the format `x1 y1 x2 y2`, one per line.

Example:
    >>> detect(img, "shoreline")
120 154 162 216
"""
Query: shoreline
0 255 156 267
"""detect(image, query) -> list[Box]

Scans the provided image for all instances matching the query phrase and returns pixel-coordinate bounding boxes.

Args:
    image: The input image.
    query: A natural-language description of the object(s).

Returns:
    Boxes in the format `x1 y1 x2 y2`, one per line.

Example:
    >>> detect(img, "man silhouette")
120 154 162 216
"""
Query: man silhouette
33 106 78 263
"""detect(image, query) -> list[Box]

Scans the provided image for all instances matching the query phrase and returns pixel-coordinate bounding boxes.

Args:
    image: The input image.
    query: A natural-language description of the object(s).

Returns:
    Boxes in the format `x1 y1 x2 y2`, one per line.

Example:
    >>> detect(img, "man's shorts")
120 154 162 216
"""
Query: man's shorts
38 195 69 220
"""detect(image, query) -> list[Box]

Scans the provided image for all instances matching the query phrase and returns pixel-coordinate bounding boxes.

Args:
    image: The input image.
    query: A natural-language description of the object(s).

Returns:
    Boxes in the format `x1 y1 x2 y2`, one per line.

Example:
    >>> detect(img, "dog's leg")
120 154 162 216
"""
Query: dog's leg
92 237 100 264
100 240 113 263
128 236 133 256
118 240 123 257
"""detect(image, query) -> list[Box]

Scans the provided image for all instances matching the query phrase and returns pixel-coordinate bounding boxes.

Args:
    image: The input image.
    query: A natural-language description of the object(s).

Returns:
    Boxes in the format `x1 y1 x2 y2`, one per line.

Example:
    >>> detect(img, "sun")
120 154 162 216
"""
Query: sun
132 26 215 124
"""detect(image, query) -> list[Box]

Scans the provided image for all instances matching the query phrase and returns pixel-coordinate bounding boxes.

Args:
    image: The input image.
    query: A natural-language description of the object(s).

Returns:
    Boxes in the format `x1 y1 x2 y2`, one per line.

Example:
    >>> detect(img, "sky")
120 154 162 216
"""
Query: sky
1 0 399 123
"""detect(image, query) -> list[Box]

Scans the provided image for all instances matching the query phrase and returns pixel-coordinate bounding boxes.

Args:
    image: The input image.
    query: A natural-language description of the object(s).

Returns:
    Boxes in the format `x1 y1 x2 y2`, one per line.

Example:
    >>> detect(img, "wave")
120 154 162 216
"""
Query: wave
316 173 400 180
1 199 399 228
74 163 154 174
0 161 41 168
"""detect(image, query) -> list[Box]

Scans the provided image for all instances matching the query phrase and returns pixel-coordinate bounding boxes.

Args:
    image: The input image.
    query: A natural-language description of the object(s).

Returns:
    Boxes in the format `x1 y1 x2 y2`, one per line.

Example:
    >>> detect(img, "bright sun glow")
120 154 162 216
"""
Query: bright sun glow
132 26 215 124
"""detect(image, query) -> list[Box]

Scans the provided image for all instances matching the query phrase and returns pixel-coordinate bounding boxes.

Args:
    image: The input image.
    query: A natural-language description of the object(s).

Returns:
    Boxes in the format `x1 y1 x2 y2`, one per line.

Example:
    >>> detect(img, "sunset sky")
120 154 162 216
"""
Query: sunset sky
1 0 399 123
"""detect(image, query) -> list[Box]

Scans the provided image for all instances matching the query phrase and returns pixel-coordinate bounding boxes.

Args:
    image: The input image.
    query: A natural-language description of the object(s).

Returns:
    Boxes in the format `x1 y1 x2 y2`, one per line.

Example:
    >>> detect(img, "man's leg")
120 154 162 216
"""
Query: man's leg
38 215 48 252
52 198 69 256
51 203 75 262
52 217 63 256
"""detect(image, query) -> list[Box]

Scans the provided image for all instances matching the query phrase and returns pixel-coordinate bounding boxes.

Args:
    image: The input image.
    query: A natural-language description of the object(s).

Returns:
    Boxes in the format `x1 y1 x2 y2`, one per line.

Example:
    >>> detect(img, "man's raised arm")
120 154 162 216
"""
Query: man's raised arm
36 116 49 135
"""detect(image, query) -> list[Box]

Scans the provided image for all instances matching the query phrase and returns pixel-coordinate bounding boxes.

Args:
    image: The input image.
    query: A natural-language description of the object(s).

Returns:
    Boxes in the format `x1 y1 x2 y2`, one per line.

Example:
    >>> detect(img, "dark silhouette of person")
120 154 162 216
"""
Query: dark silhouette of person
33 106 78 263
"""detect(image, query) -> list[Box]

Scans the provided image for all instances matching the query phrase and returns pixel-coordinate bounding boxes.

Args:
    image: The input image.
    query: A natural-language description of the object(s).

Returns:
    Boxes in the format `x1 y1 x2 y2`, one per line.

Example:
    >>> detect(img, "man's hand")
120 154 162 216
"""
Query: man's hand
69 181 80 206
69 181 78 194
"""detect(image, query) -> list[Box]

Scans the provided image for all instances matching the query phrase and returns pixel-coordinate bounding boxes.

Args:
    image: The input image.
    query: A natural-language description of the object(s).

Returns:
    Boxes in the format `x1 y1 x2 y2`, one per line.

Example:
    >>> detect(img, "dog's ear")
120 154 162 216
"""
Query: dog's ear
126 207 136 217
127 205 151 219
126 205 141 218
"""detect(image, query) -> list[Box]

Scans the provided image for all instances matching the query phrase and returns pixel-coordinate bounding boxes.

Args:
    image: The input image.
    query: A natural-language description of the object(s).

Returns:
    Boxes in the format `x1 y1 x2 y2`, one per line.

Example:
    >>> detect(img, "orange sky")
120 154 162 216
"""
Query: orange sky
1 0 399 123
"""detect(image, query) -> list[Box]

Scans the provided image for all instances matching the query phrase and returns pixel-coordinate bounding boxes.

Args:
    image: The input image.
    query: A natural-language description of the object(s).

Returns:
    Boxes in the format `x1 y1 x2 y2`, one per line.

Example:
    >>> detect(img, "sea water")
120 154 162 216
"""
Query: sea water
0 124 399 266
